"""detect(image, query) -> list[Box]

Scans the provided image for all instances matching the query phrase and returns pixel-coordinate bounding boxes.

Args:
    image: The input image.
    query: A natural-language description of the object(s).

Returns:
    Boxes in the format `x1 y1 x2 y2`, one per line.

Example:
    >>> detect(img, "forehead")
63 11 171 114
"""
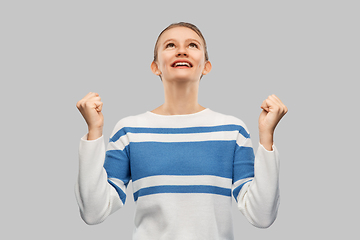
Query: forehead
158 26 204 44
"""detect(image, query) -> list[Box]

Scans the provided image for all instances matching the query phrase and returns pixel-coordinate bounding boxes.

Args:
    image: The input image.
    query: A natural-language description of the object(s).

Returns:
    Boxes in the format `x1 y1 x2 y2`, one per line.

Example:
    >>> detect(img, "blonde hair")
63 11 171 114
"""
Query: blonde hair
153 22 209 62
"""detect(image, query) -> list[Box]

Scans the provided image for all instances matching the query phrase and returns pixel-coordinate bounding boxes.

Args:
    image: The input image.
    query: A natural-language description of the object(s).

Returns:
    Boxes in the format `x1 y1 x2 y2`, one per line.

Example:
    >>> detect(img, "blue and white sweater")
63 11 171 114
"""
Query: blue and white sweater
75 108 280 239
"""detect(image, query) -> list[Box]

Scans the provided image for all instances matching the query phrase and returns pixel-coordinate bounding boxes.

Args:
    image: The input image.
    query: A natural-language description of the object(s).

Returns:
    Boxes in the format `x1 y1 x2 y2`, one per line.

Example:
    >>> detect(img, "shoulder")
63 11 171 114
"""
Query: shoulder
208 109 249 133
110 111 149 135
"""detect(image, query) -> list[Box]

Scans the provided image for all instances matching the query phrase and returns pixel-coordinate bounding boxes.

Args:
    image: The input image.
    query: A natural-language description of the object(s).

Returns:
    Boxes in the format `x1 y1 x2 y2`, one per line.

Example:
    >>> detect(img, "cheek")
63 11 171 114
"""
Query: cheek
196 58 207 70
194 52 206 68
158 53 172 69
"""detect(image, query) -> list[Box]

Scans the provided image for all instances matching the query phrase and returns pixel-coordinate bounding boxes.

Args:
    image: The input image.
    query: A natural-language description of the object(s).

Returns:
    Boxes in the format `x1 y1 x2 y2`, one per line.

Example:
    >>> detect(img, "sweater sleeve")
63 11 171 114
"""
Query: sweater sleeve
74 127 131 225
231 129 280 228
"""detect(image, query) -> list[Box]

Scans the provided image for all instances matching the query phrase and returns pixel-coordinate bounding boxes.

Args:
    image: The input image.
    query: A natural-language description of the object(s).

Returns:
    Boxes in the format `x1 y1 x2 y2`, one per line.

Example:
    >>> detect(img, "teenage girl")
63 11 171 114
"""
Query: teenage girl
76 22 287 239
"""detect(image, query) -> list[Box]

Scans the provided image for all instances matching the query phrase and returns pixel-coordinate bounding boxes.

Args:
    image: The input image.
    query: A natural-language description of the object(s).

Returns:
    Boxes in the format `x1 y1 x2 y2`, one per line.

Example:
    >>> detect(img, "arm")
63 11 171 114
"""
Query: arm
235 143 280 228
233 95 287 228
74 92 128 225
74 135 123 225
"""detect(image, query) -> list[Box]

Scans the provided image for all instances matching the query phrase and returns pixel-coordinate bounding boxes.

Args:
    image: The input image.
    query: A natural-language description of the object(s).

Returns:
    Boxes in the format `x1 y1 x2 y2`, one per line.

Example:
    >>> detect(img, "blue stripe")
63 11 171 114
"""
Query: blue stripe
110 124 250 142
108 179 127 204
110 128 127 142
130 141 236 181
233 146 255 183
104 146 131 186
232 179 253 202
133 185 231 201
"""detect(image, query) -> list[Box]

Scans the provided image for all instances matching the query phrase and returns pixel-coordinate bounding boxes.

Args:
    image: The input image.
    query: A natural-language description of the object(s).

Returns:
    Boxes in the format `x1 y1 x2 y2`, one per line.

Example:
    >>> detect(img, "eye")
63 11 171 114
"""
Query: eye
166 43 175 48
189 43 198 48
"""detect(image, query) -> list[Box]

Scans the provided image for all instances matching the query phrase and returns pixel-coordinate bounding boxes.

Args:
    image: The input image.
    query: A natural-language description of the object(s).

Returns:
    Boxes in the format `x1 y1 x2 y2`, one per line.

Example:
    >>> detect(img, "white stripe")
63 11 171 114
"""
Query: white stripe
236 134 246 147
108 131 239 151
132 175 232 193
119 110 250 132
128 131 238 143
243 138 253 148
107 135 129 151
108 131 252 151
236 136 253 148
232 177 254 191
107 131 241 150
108 178 127 194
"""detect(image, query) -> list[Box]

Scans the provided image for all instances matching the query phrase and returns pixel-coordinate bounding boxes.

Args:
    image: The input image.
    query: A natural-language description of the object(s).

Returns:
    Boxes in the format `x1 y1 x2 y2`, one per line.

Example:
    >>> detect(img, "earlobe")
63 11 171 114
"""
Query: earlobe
151 61 161 75
202 61 212 75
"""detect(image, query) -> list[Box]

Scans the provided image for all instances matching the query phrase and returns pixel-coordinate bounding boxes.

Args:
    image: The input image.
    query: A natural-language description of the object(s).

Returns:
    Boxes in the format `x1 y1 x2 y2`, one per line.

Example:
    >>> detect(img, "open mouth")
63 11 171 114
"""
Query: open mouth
171 61 193 68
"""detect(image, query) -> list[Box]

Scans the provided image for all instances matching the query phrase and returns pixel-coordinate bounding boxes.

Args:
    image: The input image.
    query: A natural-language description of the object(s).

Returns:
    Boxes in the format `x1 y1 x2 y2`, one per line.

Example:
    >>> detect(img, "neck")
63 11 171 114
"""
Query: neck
156 79 205 115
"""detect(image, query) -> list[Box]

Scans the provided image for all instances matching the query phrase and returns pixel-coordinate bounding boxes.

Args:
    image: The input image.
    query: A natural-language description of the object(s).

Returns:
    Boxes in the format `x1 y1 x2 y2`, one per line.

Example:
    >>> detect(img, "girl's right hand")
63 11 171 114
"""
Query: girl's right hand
76 92 104 140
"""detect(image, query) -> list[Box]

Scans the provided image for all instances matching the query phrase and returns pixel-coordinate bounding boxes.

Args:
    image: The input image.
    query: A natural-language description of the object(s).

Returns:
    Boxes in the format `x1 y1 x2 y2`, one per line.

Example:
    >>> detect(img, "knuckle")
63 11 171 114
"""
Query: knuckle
77 100 84 109
273 105 280 112
83 101 90 108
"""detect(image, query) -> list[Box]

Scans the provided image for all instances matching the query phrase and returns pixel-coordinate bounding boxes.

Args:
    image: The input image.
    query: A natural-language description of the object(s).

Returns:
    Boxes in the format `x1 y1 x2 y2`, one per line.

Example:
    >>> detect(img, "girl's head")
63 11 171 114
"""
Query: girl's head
151 22 211 82
153 22 209 62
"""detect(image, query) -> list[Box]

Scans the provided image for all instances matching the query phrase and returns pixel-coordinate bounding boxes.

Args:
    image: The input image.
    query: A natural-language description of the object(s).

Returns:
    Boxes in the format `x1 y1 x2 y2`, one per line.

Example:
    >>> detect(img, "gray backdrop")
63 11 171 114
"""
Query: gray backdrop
2 0 358 239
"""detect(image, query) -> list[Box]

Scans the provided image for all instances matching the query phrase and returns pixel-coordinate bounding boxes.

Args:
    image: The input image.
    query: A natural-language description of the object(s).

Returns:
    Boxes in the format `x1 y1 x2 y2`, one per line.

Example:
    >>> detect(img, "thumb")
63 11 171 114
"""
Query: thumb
260 100 269 112
93 101 103 113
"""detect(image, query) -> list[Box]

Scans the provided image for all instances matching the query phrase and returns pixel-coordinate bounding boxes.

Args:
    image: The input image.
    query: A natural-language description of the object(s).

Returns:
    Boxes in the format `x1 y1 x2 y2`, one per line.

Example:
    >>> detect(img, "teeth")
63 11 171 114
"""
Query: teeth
174 62 191 67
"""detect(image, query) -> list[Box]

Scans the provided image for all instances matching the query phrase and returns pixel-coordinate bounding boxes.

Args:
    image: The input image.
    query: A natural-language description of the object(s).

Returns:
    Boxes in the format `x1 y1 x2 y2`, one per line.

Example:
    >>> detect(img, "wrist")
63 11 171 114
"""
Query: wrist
259 131 274 151
87 128 103 140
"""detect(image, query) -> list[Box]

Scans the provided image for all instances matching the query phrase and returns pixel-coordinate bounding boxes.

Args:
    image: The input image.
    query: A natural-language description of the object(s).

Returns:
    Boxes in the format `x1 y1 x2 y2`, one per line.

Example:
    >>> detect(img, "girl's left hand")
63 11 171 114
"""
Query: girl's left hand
258 95 288 148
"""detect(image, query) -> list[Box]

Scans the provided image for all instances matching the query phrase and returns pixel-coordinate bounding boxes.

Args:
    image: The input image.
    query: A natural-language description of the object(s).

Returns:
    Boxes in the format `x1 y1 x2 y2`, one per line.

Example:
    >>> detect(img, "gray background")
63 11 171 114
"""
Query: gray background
1 0 358 239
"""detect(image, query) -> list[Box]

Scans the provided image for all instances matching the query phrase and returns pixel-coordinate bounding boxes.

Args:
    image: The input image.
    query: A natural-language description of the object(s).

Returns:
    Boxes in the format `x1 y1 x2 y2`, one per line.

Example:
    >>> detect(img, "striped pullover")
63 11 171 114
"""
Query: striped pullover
75 108 280 239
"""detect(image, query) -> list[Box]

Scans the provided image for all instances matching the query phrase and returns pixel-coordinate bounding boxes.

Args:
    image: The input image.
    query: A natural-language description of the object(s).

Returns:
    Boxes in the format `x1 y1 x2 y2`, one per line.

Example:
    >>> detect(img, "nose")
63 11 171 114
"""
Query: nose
176 45 188 57
176 52 187 57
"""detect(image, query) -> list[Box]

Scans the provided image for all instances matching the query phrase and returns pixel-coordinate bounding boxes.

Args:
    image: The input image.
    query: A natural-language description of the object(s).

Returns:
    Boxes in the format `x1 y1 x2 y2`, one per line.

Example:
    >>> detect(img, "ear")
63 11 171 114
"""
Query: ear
151 61 161 76
202 61 212 75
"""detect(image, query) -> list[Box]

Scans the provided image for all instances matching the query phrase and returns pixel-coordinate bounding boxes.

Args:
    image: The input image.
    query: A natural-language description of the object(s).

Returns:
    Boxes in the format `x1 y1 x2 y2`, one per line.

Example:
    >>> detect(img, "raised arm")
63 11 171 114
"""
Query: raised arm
74 92 124 225
233 95 287 228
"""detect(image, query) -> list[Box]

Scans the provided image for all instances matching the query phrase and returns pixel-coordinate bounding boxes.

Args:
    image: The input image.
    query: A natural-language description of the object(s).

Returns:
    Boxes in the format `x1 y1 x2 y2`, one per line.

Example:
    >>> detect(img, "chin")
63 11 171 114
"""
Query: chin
168 76 200 83
167 72 201 82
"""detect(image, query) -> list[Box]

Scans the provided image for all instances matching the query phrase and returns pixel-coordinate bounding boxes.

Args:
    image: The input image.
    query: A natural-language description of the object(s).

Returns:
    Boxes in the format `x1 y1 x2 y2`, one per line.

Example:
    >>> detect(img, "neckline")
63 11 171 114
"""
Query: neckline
146 108 210 117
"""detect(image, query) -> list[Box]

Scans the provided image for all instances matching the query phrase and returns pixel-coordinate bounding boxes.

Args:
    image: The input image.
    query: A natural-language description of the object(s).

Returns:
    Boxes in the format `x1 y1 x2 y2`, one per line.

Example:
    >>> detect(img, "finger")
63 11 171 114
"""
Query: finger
89 96 101 102
80 98 100 110
83 92 99 101
94 101 103 112
265 98 276 107
80 96 101 108
269 95 287 109
265 98 282 114
260 99 270 112
271 95 286 108
85 100 103 112
267 95 281 106
78 92 97 106
260 99 267 109
269 95 288 114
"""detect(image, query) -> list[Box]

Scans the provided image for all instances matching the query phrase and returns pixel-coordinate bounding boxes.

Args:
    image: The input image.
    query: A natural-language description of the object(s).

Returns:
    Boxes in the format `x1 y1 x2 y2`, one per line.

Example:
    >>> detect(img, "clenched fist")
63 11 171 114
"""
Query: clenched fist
76 92 104 140
258 94 288 150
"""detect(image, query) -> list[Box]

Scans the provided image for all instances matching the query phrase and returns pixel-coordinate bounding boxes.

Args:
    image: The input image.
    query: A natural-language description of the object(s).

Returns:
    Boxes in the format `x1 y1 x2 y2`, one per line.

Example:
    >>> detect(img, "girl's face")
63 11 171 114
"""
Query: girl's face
151 27 211 82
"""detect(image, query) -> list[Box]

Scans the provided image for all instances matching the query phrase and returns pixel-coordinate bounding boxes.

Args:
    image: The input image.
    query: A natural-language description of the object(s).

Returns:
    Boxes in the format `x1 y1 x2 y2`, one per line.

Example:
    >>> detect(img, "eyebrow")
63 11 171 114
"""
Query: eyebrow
163 38 202 46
